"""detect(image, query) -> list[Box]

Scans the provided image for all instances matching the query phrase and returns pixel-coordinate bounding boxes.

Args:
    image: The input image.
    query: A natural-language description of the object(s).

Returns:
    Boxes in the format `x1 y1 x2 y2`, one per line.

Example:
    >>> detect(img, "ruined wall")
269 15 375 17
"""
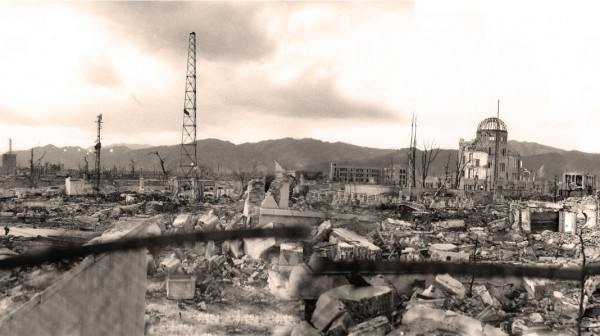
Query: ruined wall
0 219 151 335
259 208 323 227
345 184 393 196
65 177 87 196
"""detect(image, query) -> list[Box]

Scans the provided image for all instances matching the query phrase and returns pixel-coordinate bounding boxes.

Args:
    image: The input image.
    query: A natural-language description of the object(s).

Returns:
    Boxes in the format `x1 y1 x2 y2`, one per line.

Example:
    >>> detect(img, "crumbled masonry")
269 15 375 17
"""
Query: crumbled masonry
1 173 600 335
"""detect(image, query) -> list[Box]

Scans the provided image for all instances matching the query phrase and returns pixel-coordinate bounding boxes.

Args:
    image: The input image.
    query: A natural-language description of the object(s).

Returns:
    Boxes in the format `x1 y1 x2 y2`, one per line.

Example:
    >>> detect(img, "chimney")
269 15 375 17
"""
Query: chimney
9 138 12 154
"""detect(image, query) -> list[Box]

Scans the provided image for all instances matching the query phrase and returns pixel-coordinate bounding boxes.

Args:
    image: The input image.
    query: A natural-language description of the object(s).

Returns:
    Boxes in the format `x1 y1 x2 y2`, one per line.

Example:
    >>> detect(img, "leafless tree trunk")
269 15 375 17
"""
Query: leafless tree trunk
130 158 136 178
83 155 89 178
444 152 452 186
148 152 169 181
420 140 440 188
30 149 46 188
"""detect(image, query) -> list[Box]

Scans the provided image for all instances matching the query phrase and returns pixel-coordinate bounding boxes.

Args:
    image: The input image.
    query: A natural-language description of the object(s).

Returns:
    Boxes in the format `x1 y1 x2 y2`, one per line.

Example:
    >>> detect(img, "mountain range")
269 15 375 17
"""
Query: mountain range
5 138 600 179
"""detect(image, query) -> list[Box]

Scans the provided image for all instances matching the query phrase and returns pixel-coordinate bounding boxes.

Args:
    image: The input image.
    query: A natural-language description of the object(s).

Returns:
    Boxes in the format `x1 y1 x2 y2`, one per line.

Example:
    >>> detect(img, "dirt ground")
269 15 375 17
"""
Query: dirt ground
145 278 302 335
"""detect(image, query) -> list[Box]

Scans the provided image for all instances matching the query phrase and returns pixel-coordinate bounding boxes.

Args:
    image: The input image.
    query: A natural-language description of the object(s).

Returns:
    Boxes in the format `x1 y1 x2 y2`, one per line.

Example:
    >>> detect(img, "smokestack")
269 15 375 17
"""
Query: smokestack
9 138 12 154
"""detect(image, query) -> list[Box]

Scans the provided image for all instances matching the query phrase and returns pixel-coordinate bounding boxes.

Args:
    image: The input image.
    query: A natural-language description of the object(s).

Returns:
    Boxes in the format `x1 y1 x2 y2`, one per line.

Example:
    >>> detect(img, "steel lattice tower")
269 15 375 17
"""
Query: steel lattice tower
180 32 197 182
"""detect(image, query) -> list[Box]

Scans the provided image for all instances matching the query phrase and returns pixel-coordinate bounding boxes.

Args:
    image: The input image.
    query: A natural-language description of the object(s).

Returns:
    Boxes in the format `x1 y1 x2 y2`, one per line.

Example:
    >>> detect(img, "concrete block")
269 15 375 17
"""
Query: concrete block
429 248 470 262
291 321 322 336
288 264 349 300
429 243 458 252
483 324 509 336
327 311 355 336
172 213 195 231
205 240 216 258
401 304 446 324
311 294 346 331
267 269 291 300
431 219 465 230
552 291 584 319
160 253 181 274
73 215 98 226
559 211 577 233
166 275 197 300
322 285 395 322
449 313 483 335
227 239 244 258
520 210 531 232
146 223 162 236
310 220 332 244
434 274 466 298
279 243 303 266
279 181 291 209
330 228 381 260
523 277 550 300
244 236 277 259
261 194 279 209
347 315 390 336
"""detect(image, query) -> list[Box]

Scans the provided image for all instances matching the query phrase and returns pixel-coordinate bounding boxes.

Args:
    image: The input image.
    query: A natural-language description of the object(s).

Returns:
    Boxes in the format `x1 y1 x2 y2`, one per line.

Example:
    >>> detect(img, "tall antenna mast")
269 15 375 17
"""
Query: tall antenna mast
180 32 198 184
408 113 414 192
94 114 102 192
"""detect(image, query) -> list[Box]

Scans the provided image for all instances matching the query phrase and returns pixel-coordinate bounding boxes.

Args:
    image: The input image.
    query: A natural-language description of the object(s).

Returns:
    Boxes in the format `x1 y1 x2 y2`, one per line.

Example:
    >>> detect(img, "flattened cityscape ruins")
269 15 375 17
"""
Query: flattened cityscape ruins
1 112 600 336
1 29 599 336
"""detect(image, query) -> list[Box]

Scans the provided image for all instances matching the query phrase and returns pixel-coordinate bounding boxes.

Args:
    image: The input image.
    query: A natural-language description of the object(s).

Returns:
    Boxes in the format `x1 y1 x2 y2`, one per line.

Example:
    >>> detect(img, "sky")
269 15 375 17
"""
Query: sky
1 1 600 154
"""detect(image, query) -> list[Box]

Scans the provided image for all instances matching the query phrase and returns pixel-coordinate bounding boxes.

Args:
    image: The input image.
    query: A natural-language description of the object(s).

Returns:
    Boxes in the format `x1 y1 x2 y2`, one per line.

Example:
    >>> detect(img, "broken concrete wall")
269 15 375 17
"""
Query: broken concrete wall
258 208 323 227
0 217 155 335
344 184 393 196
65 178 86 196
244 179 265 226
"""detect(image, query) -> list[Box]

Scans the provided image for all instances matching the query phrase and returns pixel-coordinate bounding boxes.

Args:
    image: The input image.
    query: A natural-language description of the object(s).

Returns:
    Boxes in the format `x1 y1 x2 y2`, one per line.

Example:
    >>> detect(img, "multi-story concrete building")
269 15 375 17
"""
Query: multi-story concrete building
459 117 524 191
557 171 596 197
329 163 407 185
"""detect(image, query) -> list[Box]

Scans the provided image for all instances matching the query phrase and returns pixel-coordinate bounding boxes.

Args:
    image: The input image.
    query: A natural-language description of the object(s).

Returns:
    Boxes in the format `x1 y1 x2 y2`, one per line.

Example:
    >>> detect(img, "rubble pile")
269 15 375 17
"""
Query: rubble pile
147 212 273 306
277 194 600 335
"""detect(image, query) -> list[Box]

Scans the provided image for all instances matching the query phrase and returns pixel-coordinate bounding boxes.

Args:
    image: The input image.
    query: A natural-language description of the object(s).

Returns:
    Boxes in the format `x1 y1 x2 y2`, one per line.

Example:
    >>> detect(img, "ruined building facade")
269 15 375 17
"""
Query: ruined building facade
459 117 525 191
330 163 407 185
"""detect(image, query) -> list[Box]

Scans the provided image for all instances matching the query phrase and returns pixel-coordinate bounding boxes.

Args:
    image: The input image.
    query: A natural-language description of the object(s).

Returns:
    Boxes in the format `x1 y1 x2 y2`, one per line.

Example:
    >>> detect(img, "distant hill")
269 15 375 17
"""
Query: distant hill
85 143 154 151
4 138 600 179
507 140 565 157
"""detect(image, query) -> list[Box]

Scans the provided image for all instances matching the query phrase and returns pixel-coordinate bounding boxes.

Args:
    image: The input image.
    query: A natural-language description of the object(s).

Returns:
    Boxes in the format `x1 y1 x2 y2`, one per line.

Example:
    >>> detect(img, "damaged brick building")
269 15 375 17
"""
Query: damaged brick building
459 117 530 193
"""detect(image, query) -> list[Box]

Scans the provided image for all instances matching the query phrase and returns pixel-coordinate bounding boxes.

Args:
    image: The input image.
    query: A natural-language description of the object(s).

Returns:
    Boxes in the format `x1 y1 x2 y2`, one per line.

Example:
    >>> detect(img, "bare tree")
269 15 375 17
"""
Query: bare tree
420 140 440 188
385 154 395 186
444 152 452 186
29 149 46 187
129 158 136 178
148 152 170 181
83 155 89 178
233 165 258 199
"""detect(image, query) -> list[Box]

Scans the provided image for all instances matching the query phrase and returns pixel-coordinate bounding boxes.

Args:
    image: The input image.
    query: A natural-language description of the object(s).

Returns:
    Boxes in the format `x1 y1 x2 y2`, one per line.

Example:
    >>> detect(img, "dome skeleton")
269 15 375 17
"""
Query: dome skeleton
477 117 507 132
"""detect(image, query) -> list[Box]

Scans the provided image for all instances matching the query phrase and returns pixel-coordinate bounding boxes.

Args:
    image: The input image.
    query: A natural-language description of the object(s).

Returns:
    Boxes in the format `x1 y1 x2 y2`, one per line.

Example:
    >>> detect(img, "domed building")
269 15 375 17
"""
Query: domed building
458 117 524 191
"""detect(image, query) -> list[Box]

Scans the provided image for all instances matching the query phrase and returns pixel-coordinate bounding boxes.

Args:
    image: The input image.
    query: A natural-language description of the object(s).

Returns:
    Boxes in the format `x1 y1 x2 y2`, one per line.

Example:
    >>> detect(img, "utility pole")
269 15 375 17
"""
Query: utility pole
407 113 417 198
94 114 102 192
180 32 198 189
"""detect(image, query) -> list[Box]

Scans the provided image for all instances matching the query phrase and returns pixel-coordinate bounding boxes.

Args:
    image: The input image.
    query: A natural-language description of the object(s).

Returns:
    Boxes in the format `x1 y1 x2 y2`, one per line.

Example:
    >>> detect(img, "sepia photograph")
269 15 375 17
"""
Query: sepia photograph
0 1 599 335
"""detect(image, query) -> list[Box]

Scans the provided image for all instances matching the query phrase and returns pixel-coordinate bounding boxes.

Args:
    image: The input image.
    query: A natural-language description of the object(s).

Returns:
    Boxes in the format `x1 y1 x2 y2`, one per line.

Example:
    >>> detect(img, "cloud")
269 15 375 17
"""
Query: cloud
79 2 276 63
0 106 40 127
226 72 401 120
82 54 123 88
